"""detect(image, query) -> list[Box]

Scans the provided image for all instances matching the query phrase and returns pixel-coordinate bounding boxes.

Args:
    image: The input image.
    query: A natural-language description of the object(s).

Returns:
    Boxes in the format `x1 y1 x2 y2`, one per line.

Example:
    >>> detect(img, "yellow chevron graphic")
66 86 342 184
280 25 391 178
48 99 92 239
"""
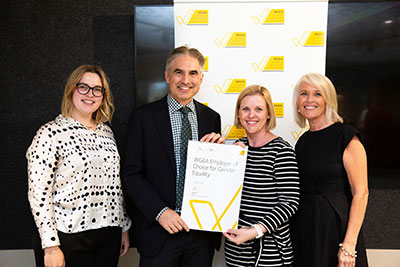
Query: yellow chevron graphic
176 9 195 25
189 185 243 231
291 125 310 141
292 31 325 47
252 9 284 25
187 10 208 25
214 79 246 94
214 79 233 94
214 32 246 48
251 56 270 72
251 8 270 24
252 56 284 72
292 31 311 47
214 32 233 48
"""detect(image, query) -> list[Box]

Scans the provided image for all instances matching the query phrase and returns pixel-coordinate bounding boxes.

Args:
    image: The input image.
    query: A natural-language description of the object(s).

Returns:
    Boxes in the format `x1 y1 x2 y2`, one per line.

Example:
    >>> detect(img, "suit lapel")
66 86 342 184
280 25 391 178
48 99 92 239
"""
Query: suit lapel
195 100 208 138
153 97 177 175
153 98 209 175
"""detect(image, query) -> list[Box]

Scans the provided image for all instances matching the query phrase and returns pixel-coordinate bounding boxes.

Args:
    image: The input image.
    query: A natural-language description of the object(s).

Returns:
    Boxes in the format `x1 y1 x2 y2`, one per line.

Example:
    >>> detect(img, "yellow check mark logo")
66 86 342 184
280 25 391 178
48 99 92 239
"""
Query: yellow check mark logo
251 9 269 24
189 185 242 231
251 56 269 72
292 31 311 47
214 79 232 94
291 125 310 141
176 9 195 25
214 32 232 48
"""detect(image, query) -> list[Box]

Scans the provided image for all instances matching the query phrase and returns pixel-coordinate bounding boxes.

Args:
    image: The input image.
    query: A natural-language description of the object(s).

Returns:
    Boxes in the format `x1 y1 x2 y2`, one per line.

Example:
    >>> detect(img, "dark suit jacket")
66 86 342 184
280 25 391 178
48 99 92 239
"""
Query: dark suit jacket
122 96 222 257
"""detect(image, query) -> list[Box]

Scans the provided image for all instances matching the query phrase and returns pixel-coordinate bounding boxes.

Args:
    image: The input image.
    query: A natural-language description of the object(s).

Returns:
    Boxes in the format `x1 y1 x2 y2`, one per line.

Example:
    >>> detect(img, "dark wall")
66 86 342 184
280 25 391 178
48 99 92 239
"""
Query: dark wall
0 0 171 249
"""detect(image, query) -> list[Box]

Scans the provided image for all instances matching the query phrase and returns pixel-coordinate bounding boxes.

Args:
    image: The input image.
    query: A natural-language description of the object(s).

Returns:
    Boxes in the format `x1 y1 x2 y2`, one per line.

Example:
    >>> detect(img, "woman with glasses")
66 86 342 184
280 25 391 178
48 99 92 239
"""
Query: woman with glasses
27 65 131 267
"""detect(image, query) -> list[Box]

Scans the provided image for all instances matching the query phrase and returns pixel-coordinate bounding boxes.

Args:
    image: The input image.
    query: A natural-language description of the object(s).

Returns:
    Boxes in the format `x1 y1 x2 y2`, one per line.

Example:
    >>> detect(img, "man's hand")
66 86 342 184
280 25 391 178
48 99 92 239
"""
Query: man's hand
158 209 189 234
233 141 246 148
200 132 225 144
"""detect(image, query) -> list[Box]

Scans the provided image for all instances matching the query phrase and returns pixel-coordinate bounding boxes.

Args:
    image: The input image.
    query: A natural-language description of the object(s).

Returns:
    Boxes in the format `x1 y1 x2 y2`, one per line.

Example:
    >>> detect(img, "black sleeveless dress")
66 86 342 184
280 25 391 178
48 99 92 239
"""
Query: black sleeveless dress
292 123 368 267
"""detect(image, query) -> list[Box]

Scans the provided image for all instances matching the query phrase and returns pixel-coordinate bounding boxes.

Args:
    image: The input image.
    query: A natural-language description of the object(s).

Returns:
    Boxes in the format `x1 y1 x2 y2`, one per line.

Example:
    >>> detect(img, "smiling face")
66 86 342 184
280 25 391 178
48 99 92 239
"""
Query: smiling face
165 55 204 106
239 94 269 137
297 81 327 125
71 72 103 121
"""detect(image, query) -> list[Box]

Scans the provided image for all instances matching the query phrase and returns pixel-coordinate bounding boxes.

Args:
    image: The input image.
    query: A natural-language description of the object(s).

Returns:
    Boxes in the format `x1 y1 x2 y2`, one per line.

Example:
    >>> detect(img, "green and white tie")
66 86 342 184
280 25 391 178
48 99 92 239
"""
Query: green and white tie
176 106 192 210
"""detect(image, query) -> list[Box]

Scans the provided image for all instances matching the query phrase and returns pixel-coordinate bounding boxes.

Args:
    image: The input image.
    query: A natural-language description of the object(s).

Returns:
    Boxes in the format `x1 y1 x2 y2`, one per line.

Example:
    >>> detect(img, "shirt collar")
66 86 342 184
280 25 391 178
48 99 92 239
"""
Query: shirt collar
56 114 104 131
167 94 195 113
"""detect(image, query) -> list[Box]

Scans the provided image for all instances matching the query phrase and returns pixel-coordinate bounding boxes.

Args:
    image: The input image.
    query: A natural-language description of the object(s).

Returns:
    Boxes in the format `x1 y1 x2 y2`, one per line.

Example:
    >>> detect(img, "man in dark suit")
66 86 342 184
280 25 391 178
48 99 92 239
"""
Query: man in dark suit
123 46 224 267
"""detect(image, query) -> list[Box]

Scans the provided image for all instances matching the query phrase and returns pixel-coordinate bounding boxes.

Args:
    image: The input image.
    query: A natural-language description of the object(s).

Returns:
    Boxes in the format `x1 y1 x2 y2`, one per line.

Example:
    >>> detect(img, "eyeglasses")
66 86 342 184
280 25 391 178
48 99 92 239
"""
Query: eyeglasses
76 83 104 97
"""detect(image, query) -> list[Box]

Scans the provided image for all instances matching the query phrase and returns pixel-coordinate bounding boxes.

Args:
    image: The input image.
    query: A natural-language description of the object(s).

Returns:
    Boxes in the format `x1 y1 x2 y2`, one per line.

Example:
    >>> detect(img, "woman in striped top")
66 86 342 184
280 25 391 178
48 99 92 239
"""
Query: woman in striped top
224 85 300 267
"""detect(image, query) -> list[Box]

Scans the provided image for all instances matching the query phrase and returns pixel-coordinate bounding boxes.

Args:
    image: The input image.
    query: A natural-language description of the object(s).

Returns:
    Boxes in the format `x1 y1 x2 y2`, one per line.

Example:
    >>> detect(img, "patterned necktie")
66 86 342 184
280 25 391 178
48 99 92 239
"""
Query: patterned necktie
177 106 192 210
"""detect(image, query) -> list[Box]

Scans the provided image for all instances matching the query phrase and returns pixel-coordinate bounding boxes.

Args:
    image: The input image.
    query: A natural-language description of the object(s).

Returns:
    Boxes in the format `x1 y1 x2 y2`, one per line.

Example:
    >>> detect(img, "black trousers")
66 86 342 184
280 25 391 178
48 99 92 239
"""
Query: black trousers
139 230 215 267
33 227 122 267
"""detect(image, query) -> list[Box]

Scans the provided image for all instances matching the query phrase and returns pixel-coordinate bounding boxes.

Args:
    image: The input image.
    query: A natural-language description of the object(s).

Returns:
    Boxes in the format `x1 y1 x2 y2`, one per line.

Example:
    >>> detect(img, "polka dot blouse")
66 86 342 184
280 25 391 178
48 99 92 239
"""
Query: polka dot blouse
27 115 131 249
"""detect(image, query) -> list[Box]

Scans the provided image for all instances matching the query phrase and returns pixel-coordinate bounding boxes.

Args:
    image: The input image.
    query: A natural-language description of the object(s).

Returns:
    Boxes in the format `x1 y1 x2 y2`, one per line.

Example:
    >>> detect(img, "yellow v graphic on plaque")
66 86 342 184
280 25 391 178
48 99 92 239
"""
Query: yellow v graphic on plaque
189 185 242 231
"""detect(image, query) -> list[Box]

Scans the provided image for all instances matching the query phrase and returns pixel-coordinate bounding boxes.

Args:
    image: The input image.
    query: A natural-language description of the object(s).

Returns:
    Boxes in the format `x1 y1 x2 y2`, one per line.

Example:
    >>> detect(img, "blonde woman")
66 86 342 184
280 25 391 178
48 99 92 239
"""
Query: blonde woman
224 85 300 266
292 73 368 267
27 65 131 267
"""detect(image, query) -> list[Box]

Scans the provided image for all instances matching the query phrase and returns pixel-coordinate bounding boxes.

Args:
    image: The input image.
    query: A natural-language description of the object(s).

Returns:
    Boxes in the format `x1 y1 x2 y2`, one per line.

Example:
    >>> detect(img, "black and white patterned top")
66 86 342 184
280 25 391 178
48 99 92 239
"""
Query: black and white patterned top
27 115 131 249
167 94 198 213
225 137 300 267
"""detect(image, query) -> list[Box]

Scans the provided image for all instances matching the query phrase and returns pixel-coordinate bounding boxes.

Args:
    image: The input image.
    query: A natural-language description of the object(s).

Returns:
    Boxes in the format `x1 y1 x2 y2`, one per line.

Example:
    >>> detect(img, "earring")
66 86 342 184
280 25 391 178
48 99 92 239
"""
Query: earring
297 109 300 112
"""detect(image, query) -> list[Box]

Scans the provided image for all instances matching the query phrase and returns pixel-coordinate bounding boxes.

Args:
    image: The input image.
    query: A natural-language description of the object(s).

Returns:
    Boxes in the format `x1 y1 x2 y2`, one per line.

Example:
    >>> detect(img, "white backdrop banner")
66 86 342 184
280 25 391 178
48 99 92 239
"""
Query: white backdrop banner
174 0 328 146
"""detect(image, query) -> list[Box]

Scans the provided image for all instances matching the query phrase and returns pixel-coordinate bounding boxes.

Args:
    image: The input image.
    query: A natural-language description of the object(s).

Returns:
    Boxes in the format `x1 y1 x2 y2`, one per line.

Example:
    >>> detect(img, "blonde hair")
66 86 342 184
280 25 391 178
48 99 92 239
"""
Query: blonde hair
61 65 114 123
292 73 343 128
234 85 276 131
